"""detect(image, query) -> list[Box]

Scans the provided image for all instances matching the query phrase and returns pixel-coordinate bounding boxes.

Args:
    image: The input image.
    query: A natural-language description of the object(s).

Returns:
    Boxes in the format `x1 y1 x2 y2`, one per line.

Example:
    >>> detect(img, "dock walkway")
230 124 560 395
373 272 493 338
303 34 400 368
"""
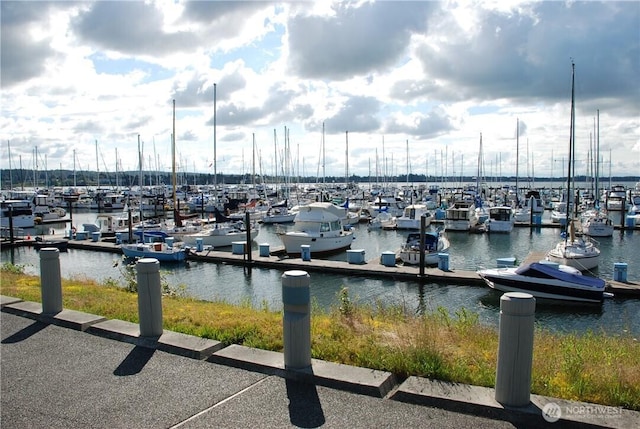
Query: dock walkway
4 235 639 297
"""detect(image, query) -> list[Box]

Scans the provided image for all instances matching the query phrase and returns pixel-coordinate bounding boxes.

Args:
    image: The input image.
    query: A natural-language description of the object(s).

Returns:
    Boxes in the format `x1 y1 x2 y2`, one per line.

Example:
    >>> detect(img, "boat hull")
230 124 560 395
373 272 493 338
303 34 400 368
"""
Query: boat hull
182 228 259 248
398 250 441 265
486 220 513 233
582 224 614 237
280 232 354 255
398 232 449 265
121 243 186 262
261 213 296 224
33 239 69 252
546 241 601 271
1 215 35 229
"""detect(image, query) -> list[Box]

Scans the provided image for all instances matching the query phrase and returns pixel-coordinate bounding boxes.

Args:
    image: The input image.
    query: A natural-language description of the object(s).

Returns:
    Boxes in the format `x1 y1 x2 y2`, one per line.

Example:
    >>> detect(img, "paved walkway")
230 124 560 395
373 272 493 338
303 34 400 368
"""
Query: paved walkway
1 297 638 428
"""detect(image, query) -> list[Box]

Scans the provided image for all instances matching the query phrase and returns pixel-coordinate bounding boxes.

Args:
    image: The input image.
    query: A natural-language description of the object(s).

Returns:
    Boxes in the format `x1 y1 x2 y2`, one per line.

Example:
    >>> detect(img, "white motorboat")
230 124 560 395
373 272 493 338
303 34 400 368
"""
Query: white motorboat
182 223 258 248
30 194 66 222
605 185 627 211
398 231 449 265
121 240 187 262
396 204 432 230
444 200 478 231
513 190 544 223
261 200 296 224
277 202 355 255
367 211 396 230
82 208 141 237
580 209 614 237
366 196 404 218
486 206 514 233
478 261 607 304
629 194 640 215
182 209 259 248
1 199 35 229
550 202 568 224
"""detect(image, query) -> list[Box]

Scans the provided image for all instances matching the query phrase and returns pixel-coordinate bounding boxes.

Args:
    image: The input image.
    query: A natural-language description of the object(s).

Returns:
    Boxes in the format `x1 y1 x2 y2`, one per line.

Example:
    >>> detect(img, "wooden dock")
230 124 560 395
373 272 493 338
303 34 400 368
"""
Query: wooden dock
3 235 639 298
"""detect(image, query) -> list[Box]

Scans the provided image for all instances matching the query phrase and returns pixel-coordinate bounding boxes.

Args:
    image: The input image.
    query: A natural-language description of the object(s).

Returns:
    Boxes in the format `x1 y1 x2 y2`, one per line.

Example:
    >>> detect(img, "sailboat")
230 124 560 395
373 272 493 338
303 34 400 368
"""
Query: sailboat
581 110 614 237
546 62 601 271
121 132 186 263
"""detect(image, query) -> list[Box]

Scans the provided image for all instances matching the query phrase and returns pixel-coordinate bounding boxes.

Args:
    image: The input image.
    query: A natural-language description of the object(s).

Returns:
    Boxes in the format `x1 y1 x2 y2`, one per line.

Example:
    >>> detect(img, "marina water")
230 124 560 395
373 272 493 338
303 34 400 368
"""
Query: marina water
2 210 639 336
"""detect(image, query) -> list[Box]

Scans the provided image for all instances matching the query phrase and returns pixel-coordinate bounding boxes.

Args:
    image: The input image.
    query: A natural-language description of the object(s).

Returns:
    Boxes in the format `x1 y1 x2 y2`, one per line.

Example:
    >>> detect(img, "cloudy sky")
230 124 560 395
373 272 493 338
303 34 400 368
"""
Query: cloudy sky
1 0 639 184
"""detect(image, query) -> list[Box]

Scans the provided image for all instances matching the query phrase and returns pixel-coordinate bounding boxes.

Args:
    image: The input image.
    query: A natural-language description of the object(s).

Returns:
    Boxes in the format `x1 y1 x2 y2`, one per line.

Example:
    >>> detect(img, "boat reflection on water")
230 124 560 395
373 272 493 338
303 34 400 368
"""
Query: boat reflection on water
478 289 605 317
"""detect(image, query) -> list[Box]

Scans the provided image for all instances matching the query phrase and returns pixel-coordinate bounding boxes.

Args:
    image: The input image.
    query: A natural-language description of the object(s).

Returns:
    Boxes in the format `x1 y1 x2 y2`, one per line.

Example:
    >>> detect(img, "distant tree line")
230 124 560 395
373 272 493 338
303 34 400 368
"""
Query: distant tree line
0 168 636 190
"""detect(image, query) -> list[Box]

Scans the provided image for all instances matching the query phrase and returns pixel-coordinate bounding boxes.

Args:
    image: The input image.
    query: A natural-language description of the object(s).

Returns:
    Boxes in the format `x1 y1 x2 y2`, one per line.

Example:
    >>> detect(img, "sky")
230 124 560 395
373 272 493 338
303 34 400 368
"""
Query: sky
1 0 639 185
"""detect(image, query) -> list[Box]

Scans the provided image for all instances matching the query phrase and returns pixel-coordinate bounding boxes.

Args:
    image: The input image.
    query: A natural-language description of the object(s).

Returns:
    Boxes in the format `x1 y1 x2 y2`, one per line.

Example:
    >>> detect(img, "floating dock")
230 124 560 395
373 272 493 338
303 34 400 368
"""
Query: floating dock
3 236 639 298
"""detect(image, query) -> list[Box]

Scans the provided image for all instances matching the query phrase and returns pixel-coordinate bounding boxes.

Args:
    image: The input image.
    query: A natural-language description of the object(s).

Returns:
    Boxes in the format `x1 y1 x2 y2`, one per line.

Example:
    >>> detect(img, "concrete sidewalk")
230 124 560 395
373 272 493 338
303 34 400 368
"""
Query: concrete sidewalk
1 296 638 428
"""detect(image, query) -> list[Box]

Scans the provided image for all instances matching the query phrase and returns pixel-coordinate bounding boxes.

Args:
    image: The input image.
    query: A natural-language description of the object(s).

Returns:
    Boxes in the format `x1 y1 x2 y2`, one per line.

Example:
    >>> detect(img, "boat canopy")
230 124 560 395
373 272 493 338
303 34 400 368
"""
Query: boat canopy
515 262 605 289
406 232 439 251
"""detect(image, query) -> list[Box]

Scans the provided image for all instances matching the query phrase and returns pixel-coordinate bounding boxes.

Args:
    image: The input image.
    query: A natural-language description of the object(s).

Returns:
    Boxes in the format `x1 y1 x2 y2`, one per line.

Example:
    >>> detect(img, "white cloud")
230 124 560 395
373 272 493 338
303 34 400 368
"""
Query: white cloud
1 0 638 181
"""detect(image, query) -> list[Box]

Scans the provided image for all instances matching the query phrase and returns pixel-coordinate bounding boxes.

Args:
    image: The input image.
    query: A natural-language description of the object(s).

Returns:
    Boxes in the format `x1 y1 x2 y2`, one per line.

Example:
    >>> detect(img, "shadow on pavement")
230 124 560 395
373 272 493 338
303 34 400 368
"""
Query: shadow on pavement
286 378 326 428
1 320 48 344
114 345 156 376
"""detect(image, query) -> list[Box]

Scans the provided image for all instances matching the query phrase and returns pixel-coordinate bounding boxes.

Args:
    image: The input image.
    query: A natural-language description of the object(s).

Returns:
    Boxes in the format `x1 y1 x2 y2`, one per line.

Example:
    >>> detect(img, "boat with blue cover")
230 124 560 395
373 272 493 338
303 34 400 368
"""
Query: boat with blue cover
477 261 607 304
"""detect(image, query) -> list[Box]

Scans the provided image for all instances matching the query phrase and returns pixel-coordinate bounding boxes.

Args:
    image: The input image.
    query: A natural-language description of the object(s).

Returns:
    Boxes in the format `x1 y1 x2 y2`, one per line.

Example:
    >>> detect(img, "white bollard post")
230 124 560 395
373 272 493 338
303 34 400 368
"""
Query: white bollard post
39 248 63 314
282 270 311 369
136 258 163 337
495 292 536 406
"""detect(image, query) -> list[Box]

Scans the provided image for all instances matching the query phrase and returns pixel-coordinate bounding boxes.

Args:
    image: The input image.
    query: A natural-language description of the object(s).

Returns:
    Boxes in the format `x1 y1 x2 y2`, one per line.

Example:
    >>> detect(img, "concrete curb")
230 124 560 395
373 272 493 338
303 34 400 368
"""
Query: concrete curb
210 344 396 398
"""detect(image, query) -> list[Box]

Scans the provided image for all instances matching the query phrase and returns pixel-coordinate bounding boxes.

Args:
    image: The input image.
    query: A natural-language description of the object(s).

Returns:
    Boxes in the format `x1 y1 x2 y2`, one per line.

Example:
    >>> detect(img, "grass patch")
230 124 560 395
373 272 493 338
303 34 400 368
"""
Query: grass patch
1 264 638 410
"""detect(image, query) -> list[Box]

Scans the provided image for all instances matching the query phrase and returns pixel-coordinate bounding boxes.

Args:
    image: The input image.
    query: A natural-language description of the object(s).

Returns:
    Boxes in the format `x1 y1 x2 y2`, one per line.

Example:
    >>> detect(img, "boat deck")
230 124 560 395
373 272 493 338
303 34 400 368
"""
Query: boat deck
3 235 639 298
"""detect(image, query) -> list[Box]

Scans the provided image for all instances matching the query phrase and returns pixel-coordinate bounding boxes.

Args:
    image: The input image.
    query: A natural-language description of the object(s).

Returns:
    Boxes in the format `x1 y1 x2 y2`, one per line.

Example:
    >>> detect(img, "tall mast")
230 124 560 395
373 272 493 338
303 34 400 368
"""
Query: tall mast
95 140 99 189
406 139 409 187
138 134 144 238
274 128 278 197
19 155 23 190
252 133 256 189
34 146 38 189
213 83 217 201
7 140 13 190
345 131 349 186
322 122 326 185
115 148 119 190
595 109 600 207
476 133 482 194
515 118 519 207
172 99 182 226
564 61 576 242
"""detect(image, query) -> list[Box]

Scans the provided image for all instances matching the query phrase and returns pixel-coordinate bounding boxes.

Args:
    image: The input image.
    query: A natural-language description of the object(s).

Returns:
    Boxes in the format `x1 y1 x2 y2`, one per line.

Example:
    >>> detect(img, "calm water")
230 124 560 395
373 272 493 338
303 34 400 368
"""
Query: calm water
2 210 639 336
